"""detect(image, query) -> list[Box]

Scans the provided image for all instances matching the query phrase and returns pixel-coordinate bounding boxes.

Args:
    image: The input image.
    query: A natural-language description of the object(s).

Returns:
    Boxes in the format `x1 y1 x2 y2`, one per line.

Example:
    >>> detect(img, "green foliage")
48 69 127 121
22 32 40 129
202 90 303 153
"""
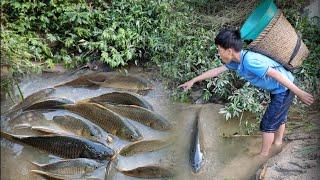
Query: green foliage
1 0 170 97
219 82 267 121
1 0 168 70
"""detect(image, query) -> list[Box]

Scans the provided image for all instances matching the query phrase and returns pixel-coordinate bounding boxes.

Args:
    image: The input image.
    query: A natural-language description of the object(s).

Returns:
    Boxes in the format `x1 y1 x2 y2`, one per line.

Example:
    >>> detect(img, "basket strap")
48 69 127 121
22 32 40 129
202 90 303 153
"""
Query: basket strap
288 35 301 64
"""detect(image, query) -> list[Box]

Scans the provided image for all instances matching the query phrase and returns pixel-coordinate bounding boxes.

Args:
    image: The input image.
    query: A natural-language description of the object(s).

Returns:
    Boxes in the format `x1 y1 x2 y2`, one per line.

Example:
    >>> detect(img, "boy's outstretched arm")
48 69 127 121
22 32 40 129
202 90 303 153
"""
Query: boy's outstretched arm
178 65 228 91
267 68 314 105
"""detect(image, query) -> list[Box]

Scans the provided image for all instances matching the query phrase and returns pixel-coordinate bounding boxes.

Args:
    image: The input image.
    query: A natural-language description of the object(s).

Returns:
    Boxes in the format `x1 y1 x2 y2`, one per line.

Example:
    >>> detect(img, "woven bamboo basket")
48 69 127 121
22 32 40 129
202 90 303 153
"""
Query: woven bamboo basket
248 10 309 70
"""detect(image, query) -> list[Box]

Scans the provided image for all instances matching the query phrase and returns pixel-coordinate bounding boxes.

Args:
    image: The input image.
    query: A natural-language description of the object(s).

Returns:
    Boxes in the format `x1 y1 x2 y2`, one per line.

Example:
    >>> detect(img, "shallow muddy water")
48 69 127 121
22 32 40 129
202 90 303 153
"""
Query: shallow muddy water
1 68 279 180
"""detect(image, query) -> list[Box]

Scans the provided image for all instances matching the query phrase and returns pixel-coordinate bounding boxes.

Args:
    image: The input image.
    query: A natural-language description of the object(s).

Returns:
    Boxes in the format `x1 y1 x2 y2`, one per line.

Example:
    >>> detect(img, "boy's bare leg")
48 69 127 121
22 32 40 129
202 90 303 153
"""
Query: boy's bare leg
274 124 285 145
260 132 274 156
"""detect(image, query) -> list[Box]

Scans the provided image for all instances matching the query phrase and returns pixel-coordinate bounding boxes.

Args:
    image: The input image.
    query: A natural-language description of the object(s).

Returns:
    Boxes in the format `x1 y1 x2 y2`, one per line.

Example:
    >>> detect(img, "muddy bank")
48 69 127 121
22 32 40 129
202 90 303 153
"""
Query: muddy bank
256 112 320 180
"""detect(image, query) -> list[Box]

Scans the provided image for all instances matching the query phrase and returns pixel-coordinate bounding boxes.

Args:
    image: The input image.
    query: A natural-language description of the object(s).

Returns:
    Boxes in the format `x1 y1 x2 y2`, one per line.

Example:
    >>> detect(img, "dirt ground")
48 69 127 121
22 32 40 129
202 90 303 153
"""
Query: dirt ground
256 108 320 180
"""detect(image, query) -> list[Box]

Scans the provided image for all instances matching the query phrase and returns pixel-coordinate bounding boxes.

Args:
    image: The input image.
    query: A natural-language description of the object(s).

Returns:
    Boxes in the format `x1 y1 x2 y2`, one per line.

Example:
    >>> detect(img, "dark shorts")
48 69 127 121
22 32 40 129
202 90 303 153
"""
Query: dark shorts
260 89 294 133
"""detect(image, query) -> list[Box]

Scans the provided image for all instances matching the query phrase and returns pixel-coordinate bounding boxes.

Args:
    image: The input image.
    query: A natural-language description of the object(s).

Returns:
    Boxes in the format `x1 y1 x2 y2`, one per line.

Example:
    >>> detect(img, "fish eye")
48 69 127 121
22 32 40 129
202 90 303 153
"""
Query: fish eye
130 135 134 139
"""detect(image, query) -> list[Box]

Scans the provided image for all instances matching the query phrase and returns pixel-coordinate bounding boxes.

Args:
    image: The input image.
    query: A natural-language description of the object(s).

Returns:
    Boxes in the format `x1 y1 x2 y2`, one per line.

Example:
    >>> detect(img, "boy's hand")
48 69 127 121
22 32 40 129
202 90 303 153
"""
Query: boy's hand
178 80 195 91
296 90 314 105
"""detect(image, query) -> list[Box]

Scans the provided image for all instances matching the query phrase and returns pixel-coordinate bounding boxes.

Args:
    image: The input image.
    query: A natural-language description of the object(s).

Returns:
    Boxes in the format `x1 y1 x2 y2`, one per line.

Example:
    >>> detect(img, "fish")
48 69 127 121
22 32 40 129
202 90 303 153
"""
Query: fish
8 111 46 128
190 109 205 173
0 131 115 160
54 72 107 88
118 166 175 178
51 115 110 144
88 91 154 111
90 102 172 131
119 139 172 157
87 73 154 90
3 88 56 115
60 102 142 142
23 97 74 111
31 169 101 180
30 158 106 176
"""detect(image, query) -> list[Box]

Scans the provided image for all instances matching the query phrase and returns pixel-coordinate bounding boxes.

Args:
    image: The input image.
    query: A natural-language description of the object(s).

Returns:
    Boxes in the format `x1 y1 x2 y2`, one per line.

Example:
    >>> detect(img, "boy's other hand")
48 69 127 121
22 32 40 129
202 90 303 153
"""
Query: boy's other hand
297 90 314 105
178 80 194 91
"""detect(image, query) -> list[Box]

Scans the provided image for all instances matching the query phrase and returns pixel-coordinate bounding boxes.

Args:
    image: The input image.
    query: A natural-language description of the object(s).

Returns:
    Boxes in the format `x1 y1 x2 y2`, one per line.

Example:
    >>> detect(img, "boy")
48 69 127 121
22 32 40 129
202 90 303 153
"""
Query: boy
178 28 314 156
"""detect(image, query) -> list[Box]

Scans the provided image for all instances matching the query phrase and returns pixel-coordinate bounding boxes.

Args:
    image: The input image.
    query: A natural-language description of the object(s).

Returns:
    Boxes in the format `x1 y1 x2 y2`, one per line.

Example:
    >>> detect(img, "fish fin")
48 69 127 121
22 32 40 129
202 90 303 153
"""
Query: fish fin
77 99 90 103
86 177 101 180
27 160 44 168
31 126 73 136
31 170 64 180
13 123 32 129
31 126 60 134
86 78 104 85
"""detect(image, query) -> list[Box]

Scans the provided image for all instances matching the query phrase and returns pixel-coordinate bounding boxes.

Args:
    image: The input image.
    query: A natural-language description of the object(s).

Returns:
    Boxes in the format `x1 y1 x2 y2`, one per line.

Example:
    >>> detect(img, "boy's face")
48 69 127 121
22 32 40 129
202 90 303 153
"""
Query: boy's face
217 45 233 64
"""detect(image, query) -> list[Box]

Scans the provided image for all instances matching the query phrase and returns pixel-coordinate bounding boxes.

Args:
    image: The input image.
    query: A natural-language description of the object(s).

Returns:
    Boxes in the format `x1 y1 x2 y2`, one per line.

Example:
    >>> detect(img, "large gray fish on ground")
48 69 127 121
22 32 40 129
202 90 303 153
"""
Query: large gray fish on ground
31 169 102 180
59 102 142 142
18 115 112 144
88 91 154 111
118 166 175 178
6 88 55 114
51 115 111 144
6 111 48 136
8 111 46 129
119 139 172 157
30 158 106 177
54 72 154 91
190 108 205 173
87 73 154 90
87 101 172 131
54 72 107 87
1 131 115 160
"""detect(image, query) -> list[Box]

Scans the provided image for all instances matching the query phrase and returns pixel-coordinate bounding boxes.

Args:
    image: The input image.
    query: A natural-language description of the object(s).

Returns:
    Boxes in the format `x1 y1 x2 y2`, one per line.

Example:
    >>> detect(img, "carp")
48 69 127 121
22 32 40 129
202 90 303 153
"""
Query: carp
23 97 74 111
87 73 154 91
118 166 174 178
60 102 142 142
1 131 115 160
51 115 111 144
119 139 172 157
4 88 55 115
30 158 106 176
54 72 107 87
91 102 172 131
88 91 154 111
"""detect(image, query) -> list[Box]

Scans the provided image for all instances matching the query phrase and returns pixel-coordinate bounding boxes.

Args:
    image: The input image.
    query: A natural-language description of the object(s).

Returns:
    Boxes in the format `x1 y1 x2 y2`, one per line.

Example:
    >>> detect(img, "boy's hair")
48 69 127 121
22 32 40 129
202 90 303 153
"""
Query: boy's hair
214 28 243 52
